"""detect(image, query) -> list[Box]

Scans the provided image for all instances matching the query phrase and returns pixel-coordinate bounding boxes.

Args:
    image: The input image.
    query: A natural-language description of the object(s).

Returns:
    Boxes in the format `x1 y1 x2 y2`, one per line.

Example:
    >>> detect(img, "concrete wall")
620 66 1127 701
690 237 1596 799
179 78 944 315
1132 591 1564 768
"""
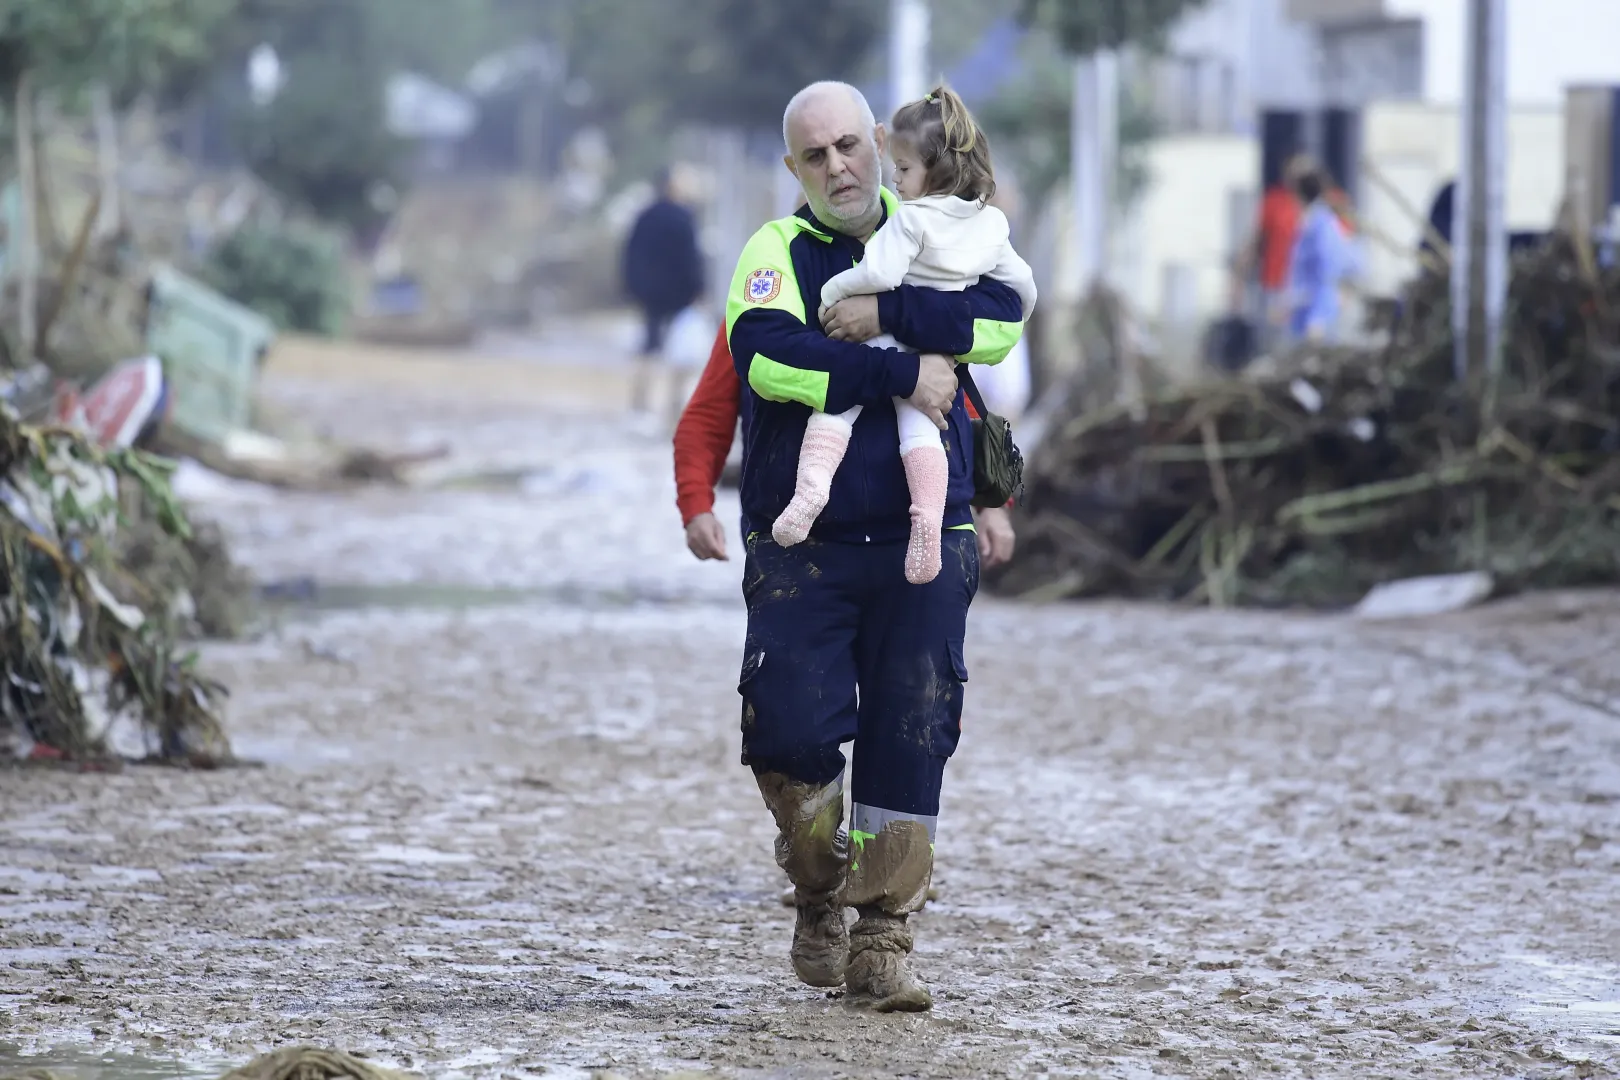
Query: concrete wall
1354 99 1565 294
1159 0 1323 128
1115 135 1259 324
1293 0 1620 107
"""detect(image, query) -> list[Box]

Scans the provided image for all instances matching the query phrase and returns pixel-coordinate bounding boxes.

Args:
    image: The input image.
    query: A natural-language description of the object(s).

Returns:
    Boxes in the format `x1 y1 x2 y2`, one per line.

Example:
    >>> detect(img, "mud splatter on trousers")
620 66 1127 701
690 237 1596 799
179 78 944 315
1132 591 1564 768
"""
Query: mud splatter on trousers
737 528 977 913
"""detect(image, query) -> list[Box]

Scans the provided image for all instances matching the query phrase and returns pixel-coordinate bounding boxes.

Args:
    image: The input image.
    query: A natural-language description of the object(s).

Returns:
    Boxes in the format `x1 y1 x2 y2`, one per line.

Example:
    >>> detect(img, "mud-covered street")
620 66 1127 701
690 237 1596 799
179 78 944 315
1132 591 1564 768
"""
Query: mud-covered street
3 338 1619 1079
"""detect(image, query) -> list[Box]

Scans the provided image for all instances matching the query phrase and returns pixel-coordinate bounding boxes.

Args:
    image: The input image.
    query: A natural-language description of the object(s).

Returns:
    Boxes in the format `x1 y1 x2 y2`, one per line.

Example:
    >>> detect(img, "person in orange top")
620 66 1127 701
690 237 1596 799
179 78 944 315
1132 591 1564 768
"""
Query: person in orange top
673 325 1017 566
1244 152 1313 338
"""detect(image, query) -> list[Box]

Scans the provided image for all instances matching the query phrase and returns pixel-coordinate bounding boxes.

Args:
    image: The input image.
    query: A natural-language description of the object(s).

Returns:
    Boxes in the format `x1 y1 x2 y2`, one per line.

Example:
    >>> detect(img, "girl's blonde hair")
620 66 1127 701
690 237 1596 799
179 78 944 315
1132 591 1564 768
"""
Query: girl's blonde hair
890 84 996 204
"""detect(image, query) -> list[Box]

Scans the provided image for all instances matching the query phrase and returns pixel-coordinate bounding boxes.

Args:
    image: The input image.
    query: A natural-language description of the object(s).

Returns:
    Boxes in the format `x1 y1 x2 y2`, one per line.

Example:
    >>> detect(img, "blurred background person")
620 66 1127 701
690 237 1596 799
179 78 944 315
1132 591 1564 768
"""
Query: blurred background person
621 167 706 414
1287 168 1357 343
1242 151 1313 349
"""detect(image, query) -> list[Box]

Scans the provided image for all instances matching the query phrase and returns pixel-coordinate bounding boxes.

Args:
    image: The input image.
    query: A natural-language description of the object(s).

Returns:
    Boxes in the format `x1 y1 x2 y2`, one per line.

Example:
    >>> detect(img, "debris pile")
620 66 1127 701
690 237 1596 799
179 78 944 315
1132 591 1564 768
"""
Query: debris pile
216 1047 416 1080
993 235 1620 607
2 1047 416 1080
0 395 231 765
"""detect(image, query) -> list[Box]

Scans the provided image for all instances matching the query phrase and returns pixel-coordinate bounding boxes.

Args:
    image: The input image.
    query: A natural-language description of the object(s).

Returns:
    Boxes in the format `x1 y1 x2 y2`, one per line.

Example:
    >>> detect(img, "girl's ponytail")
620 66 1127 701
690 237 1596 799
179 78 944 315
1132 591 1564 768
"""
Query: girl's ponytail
892 83 997 203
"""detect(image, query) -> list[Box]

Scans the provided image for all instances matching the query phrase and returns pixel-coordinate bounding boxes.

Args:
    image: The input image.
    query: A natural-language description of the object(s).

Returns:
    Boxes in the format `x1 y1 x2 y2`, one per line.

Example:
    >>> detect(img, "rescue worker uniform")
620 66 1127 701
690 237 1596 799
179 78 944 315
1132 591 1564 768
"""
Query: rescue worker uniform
725 187 1024 1010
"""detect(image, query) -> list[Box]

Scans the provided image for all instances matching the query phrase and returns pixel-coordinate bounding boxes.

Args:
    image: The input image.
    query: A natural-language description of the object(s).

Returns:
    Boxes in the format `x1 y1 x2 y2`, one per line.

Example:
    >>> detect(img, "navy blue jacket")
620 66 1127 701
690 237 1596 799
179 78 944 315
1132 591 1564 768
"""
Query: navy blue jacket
623 198 704 315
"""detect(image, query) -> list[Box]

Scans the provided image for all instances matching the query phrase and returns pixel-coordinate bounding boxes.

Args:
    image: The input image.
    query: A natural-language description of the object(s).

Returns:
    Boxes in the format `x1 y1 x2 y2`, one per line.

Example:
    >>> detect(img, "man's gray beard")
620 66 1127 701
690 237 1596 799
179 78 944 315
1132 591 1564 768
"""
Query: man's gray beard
816 191 882 234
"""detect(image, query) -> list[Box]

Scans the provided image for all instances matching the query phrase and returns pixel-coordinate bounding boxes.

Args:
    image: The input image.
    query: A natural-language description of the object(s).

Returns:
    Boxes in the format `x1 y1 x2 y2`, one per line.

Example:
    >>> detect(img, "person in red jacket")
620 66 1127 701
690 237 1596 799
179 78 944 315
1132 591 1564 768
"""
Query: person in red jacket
674 325 1016 565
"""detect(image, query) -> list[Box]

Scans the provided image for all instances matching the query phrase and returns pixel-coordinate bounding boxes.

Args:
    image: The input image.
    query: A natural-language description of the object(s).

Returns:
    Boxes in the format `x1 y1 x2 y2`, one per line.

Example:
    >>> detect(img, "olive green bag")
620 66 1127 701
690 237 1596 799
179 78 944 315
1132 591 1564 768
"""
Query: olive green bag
957 365 1025 509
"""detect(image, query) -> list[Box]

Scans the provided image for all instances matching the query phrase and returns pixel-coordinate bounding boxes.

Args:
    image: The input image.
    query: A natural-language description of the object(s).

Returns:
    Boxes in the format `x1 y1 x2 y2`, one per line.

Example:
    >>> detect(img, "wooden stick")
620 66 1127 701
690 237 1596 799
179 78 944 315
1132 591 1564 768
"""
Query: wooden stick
1200 417 1235 517
37 189 101 358
1358 155 1454 267
14 72 38 360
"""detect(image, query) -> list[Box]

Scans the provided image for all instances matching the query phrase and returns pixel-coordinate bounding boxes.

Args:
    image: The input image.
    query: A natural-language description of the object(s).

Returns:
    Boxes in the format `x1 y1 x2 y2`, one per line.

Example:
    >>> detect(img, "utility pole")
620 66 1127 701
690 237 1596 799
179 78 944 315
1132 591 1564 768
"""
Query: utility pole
889 0 931 116
1071 51 1119 293
1452 0 1507 390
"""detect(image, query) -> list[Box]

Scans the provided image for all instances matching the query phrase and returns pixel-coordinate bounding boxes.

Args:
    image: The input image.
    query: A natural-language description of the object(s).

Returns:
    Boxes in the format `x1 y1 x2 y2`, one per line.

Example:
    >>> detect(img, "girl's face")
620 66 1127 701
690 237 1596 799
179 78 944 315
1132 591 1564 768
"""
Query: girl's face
890 143 928 200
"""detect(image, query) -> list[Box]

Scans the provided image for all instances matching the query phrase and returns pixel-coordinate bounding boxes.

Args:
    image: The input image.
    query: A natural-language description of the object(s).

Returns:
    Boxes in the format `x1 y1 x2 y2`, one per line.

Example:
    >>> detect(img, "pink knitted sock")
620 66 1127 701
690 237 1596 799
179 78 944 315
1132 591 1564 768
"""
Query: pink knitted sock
773 414 853 546
901 444 949 584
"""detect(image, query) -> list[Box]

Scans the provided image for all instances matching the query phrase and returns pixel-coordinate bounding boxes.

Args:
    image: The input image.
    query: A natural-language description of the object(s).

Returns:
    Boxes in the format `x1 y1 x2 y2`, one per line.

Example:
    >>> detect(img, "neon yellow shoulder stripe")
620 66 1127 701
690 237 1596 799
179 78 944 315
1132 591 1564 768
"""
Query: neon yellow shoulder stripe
725 217 835 408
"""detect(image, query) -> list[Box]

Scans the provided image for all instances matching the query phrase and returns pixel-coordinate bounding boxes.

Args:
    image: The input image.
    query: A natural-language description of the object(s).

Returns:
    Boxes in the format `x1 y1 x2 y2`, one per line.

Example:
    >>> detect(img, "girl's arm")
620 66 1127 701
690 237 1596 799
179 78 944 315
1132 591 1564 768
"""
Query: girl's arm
818 203 926 310
988 242 1038 321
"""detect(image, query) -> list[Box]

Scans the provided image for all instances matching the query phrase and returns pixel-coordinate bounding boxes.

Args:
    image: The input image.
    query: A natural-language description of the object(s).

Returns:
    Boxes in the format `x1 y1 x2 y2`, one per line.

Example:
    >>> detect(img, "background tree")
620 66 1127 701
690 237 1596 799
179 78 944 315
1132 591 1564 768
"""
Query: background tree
1016 0 1209 56
0 0 232 104
0 0 234 353
978 45 1161 217
482 0 883 177
979 0 1208 218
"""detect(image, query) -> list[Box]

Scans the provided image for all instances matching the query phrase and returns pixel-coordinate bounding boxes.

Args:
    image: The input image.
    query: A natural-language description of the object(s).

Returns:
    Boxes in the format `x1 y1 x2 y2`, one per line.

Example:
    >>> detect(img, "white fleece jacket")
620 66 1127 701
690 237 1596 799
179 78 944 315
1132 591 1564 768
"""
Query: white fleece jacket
820 193 1038 320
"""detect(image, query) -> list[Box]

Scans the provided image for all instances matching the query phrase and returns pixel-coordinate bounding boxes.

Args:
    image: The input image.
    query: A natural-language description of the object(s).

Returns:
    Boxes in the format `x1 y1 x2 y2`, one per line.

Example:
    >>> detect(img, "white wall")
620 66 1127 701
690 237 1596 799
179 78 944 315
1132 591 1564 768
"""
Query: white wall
1386 0 1620 106
1114 135 1259 321
1355 99 1565 294
1165 0 1323 126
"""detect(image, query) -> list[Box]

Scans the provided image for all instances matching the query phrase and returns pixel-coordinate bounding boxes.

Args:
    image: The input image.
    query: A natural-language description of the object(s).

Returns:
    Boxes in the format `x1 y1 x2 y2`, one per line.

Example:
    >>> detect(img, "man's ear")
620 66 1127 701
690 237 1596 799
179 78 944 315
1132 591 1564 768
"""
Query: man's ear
783 154 799 180
874 123 887 157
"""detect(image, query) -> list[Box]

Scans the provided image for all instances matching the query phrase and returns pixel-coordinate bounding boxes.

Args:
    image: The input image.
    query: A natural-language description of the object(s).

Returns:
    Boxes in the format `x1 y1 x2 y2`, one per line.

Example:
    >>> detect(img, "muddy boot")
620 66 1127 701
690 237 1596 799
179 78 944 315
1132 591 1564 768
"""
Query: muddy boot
840 815 936 1010
756 772 849 988
846 908 932 1012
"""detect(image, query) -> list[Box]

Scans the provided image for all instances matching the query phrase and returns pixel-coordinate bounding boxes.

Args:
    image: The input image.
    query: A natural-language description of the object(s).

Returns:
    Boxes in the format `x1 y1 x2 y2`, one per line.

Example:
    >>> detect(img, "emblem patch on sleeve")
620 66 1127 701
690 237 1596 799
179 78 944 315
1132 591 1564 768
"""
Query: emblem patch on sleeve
744 268 783 305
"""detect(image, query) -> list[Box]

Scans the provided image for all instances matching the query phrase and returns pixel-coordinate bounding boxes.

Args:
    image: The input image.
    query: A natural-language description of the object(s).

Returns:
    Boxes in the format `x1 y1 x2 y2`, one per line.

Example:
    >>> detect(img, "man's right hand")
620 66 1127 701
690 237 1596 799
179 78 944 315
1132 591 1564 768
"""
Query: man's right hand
685 512 729 561
909 354 958 430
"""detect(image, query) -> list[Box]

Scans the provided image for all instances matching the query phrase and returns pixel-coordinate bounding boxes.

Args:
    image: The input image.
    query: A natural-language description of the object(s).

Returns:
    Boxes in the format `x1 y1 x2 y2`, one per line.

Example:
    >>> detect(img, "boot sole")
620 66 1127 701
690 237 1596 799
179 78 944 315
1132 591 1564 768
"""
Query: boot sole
846 986 933 1013
793 962 847 988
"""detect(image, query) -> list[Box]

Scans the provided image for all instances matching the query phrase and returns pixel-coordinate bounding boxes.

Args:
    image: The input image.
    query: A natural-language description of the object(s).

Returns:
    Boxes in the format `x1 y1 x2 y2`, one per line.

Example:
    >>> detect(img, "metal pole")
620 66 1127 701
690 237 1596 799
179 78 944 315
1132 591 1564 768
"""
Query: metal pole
1453 0 1506 388
889 0 931 117
1096 48 1119 282
1072 55 1098 291
1480 0 1507 392
1071 51 1118 294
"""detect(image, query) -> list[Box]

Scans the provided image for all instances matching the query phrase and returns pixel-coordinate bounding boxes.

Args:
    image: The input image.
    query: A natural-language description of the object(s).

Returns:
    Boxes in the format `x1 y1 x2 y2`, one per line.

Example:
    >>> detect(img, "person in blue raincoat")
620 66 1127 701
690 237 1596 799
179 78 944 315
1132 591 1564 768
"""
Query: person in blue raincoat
1287 169 1357 343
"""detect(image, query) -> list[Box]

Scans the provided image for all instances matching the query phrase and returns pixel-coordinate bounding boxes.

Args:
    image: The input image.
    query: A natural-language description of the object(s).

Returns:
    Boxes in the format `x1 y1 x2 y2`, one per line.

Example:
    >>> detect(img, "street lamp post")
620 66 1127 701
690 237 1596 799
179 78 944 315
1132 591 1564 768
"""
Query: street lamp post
889 0 931 117
1452 0 1507 392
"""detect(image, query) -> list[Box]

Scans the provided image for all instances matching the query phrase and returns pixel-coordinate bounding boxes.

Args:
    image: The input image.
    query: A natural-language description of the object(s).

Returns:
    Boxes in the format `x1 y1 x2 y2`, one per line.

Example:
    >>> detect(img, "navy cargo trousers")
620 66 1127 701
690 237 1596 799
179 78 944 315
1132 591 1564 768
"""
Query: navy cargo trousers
737 528 978 851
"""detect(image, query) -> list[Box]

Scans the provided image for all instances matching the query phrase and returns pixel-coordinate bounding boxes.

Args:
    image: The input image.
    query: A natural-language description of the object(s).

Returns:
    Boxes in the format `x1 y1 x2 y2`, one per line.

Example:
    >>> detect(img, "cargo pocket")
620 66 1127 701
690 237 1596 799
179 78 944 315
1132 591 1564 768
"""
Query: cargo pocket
737 646 766 766
931 639 969 760
741 546 766 605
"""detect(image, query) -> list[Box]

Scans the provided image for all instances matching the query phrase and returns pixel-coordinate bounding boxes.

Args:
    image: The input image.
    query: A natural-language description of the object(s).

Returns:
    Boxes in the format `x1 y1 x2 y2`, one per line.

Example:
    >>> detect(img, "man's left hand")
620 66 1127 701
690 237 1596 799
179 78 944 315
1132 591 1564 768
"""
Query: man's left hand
685 512 729 561
820 296 882 342
975 506 1016 568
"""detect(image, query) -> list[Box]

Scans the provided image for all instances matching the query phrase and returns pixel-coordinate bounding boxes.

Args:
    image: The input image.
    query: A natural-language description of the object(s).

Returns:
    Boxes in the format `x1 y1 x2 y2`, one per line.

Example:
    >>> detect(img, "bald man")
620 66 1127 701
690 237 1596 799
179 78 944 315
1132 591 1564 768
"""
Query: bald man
723 81 1026 1012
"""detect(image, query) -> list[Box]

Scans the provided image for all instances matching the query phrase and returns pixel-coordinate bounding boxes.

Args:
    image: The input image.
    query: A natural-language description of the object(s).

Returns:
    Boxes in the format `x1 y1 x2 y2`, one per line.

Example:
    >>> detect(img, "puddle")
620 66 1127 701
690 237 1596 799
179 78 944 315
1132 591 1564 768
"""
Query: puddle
0 1044 229 1080
1511 954 1620 1047
361 845 475 866
220 735 354 768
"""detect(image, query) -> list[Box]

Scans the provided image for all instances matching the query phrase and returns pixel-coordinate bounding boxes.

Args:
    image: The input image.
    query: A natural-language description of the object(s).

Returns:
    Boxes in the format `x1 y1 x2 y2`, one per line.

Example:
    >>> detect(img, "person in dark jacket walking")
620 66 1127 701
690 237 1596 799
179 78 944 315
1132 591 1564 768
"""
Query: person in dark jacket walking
622 168 705 413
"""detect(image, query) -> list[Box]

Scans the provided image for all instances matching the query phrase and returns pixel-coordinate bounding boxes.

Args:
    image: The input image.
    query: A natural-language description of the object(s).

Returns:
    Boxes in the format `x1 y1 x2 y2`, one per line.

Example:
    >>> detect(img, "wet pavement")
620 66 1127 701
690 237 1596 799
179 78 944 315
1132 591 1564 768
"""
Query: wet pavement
2 339 1618 1079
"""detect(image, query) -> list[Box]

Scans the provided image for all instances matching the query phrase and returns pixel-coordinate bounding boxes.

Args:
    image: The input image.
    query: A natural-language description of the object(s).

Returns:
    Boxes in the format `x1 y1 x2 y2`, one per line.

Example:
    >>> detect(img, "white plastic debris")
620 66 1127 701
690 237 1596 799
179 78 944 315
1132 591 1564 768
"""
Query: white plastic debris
1353 572 1495 620
1290 378 1324 414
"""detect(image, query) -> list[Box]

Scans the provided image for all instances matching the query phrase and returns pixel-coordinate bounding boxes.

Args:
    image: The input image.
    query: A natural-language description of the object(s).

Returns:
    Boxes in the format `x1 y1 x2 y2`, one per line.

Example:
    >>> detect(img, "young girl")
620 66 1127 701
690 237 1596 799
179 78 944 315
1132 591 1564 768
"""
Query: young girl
770 85 1037 585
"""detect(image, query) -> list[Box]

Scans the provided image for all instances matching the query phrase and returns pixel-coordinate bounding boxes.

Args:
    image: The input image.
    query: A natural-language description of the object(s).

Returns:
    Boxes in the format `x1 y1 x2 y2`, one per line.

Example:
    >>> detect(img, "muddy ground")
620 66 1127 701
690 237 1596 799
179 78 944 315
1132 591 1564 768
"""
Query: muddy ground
2 334 1618 1079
